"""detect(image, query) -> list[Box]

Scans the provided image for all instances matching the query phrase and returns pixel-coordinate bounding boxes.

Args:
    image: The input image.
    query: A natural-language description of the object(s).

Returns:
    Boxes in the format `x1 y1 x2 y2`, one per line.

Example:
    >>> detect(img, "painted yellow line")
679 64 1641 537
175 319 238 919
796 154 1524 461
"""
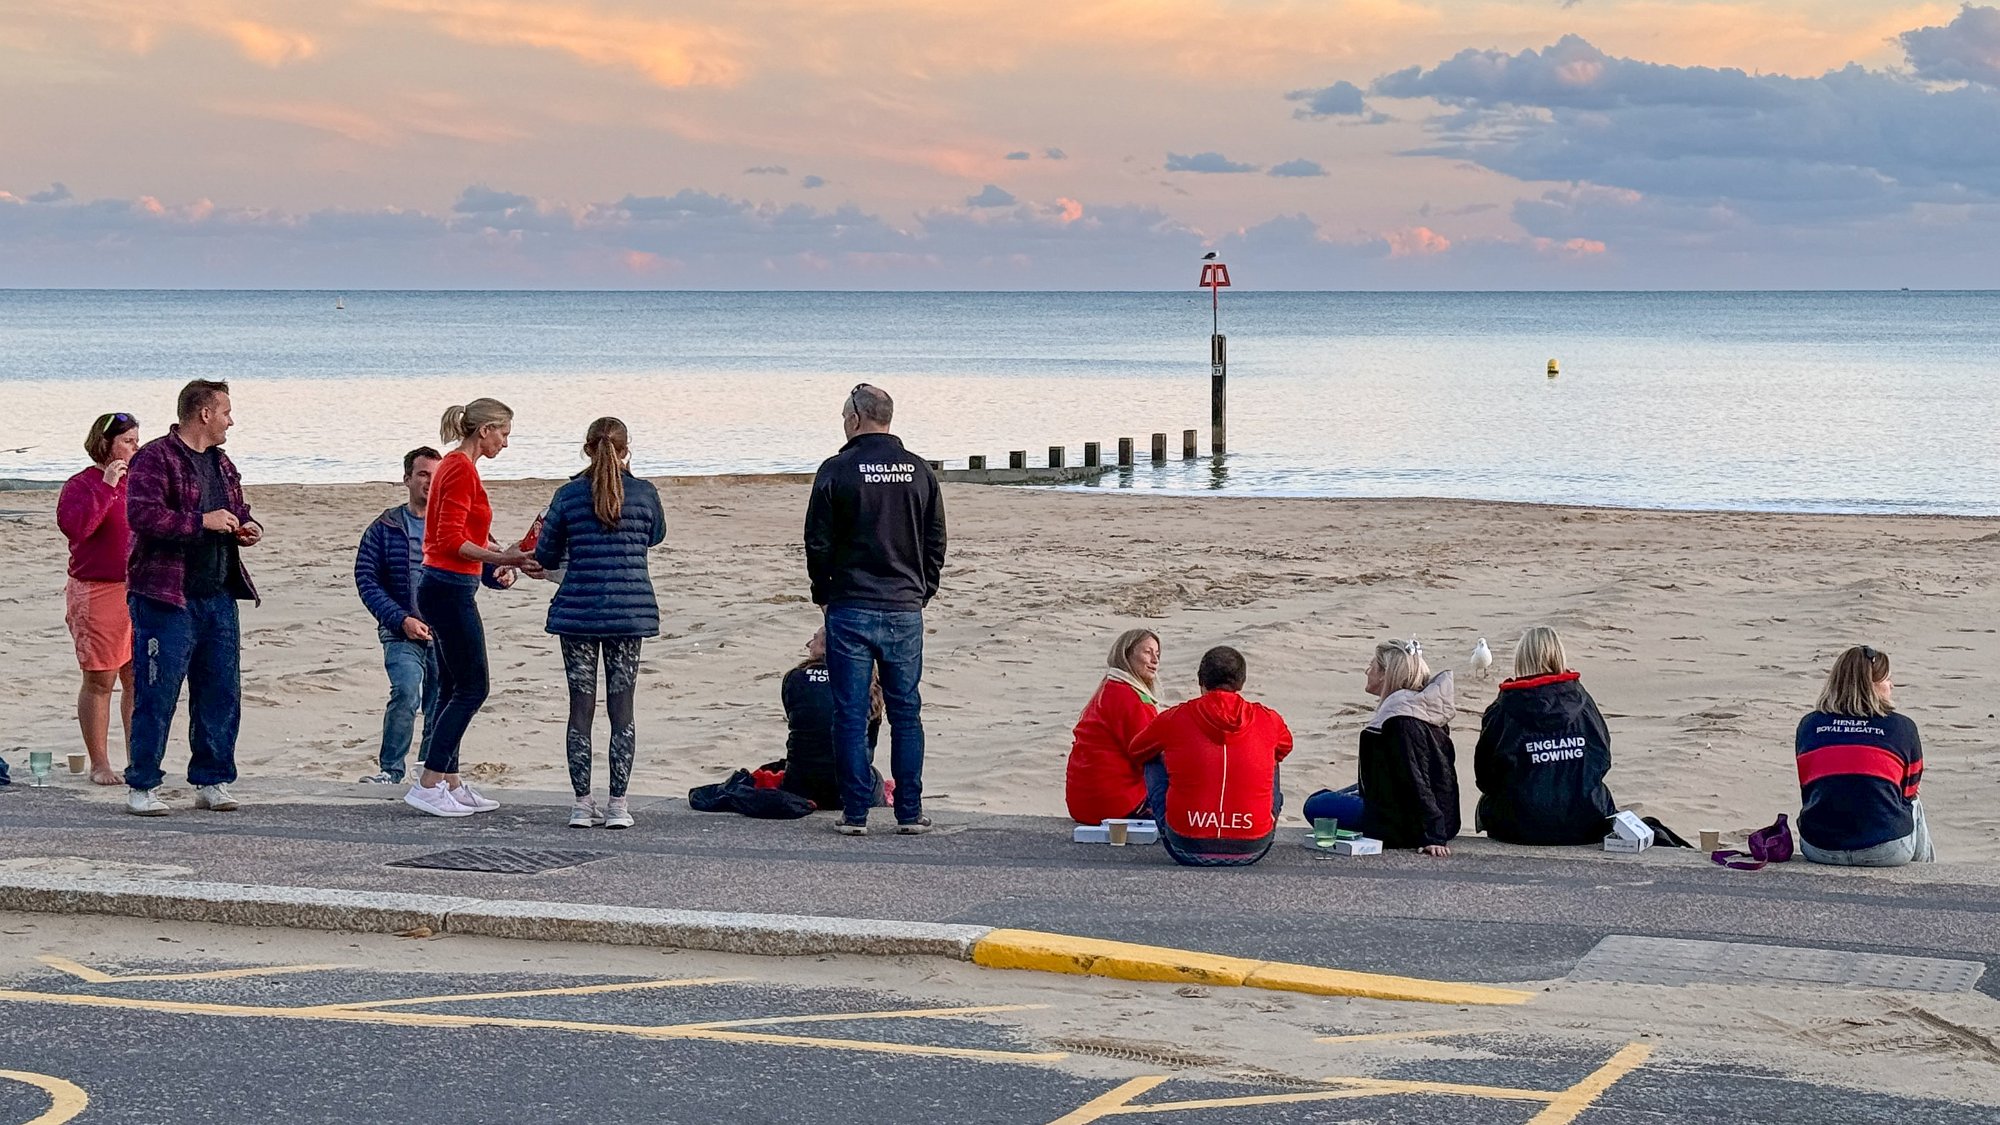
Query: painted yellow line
971 930 1532 1006
303 976 747 1012
1319 1076 1557 1102
1042 1076 1171 1125
0 988 1064 1065
671 1003 1048 1031
1525 1041 1654 1125
36 956 346 984
1314 1028 1475 1045
0 1069 88 1125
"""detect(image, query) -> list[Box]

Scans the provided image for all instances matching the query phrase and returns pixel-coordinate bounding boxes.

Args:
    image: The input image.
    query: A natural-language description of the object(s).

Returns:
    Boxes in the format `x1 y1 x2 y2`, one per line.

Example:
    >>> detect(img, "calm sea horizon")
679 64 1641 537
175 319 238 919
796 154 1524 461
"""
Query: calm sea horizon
2 289 1994 516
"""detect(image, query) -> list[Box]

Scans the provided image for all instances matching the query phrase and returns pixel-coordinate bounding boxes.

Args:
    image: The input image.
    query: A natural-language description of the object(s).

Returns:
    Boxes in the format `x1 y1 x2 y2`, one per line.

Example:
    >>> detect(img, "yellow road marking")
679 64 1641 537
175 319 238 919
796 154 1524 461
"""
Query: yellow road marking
1042 1076 1171 1124
1525 1041 1655 1125
1314 1028 1474 1045
671 1003 1048 1031
0 1069 88 1125
302 976 747 1011
36 956 345 984
0 988 1064 1065
1317 1076 1557 1102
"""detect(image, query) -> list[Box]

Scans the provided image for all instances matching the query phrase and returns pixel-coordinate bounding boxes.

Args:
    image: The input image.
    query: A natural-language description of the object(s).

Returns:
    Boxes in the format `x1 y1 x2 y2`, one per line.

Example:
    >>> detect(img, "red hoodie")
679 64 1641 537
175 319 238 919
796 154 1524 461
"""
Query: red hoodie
1129 690 1293 842
1067 676 1158 825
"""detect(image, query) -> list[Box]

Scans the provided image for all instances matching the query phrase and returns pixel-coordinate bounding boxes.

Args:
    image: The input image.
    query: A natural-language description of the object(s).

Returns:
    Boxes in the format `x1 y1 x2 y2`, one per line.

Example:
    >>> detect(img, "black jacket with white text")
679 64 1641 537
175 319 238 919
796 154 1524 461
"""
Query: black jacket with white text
1473 671 1617 846
804 432 947 611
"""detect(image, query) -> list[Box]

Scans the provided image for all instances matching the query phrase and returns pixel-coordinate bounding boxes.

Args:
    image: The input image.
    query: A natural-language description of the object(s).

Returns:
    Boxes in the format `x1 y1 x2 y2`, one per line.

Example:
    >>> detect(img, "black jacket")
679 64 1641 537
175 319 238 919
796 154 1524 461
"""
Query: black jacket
1357 672 1461 849
1474 672 1617 845
780 662 880 809
804 432 946 610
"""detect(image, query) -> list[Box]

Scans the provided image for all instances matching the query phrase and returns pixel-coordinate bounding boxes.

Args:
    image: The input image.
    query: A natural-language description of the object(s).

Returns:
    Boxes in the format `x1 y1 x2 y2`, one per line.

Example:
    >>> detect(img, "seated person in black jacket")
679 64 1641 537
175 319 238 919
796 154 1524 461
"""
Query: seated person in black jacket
1303 639 1460 857
1474 626 1617 845
780 628 883 810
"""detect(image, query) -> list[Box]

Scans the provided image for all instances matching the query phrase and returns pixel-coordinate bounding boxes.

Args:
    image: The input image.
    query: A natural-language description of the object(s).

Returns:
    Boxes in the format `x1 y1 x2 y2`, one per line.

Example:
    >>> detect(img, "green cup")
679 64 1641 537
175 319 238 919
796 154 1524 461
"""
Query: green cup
1311 816 1339 847
28 750 53 787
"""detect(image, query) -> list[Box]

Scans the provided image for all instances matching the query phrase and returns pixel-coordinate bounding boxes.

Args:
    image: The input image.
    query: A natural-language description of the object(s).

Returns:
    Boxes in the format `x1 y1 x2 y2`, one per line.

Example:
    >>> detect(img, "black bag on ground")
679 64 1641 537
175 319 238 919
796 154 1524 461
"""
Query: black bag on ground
688 770 816 819
1641 816 1693 849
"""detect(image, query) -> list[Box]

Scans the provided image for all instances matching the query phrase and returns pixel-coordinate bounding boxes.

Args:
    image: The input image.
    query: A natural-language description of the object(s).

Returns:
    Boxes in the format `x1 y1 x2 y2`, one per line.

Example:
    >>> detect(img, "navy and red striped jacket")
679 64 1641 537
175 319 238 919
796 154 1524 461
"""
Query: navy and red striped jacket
1794 710 1922 852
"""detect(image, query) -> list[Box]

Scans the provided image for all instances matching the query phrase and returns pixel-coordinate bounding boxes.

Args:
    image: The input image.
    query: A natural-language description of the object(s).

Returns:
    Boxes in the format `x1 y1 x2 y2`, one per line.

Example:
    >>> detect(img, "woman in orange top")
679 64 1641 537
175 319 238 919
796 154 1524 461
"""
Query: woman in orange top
1066 628 1162 825
404 398 534 819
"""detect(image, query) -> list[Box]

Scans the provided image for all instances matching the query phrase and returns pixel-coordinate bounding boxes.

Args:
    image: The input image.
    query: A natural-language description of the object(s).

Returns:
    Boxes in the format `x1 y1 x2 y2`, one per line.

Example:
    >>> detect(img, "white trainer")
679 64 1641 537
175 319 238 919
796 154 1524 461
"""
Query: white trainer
603 797 634 830
568 798 600 829
450 784 500 813
194 784 240 811
404 782 473 818
126 788 169 817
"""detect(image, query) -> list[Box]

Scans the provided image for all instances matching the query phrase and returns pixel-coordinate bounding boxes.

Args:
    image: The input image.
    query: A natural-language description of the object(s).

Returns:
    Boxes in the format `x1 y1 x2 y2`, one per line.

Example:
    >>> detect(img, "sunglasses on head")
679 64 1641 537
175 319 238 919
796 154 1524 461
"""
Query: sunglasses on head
96 412 132 435
1861 645 1878 662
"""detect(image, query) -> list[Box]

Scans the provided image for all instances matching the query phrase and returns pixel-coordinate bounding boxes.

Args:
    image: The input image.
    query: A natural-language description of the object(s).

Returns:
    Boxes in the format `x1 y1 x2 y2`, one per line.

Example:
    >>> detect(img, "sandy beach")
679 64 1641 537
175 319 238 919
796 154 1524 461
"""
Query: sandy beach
2 479 1996 860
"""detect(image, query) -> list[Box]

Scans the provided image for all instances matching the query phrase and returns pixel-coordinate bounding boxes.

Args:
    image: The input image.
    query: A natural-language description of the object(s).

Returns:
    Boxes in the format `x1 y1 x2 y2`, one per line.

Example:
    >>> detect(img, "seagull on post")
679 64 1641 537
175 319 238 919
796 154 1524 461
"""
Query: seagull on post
1470 638 1493 680
1201 251 1217 260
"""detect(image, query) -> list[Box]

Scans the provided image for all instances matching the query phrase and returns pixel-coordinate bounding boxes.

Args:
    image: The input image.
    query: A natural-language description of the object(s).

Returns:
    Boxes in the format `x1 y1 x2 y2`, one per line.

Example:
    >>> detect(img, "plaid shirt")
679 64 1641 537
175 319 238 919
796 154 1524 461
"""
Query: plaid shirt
126 425 259 608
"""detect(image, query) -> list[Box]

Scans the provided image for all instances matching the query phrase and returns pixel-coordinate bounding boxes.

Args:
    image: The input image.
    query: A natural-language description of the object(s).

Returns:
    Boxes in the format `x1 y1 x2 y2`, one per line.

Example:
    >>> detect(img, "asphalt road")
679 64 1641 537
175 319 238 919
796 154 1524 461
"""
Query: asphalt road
1 913 1994 1125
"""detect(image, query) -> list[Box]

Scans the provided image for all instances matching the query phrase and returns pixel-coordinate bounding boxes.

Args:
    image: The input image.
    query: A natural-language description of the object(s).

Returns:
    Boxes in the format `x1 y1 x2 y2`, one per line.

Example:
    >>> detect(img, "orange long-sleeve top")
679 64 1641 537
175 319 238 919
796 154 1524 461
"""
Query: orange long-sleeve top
422 450 491 575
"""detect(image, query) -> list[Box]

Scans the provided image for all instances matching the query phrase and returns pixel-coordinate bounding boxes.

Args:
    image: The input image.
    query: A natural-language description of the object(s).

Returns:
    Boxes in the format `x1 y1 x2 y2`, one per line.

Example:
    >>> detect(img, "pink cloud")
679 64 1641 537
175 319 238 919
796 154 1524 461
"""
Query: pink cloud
1384 226 1451 257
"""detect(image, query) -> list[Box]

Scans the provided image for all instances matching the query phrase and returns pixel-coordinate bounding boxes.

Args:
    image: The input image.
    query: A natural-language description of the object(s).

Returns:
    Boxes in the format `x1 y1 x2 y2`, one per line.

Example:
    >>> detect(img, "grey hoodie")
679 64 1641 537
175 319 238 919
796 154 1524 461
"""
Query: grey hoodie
1366 670 1456 733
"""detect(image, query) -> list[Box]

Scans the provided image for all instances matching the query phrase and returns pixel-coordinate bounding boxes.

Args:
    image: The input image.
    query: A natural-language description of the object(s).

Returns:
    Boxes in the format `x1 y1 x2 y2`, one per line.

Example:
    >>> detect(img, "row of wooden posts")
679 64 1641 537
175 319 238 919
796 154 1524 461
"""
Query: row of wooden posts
926 430 1206 472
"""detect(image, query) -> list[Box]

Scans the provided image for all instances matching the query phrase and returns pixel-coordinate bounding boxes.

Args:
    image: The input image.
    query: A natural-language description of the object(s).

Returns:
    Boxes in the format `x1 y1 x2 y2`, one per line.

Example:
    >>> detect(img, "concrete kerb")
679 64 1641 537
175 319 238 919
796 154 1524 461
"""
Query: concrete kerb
0 873 1531 1006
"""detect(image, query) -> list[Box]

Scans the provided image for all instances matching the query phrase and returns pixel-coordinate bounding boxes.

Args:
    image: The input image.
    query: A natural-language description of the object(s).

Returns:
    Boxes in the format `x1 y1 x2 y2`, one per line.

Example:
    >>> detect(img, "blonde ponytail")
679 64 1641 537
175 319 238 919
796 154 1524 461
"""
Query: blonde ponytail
583 416 629 529
441 398 514 445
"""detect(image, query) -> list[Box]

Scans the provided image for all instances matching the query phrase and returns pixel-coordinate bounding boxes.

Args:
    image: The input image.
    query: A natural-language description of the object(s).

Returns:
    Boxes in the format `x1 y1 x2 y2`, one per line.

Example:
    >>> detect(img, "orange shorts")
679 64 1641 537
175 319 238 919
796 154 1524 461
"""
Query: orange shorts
65 578 132 673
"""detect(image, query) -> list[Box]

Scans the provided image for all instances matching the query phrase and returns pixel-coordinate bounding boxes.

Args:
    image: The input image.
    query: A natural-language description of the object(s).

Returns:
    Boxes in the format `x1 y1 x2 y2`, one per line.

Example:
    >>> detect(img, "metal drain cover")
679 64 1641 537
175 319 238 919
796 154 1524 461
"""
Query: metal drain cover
388 847 609 875
1571 935 1985 993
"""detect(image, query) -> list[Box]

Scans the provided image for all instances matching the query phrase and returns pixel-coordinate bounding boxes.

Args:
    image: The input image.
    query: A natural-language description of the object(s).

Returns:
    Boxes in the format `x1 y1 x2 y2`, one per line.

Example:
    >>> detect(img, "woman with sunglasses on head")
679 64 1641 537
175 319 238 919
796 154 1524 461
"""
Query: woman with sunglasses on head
1795 645 1932 866
1302 638 1460 857
55 412 143 785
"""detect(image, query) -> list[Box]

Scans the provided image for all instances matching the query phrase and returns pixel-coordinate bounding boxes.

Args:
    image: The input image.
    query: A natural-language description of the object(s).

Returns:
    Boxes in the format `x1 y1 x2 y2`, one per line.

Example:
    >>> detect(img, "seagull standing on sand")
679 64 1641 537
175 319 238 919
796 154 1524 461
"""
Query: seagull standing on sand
1470 638 1493 680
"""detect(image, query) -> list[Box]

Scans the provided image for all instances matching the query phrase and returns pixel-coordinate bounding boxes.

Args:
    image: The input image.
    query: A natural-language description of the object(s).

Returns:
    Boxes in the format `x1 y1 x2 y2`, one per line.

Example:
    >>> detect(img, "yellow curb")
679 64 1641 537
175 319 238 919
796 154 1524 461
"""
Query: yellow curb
971 929 1532 1006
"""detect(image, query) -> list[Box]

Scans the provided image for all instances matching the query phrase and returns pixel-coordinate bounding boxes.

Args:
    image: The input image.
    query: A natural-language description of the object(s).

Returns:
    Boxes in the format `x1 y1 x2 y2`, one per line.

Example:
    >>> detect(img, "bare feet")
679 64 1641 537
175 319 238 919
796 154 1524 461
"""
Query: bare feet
90 766 122 786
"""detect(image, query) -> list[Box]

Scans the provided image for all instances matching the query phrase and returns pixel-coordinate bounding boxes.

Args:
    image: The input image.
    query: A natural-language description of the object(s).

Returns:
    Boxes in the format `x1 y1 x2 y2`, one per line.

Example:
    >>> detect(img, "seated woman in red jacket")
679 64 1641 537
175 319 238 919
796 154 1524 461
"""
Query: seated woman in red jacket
1066 628 1163 825
1129 646 1291 867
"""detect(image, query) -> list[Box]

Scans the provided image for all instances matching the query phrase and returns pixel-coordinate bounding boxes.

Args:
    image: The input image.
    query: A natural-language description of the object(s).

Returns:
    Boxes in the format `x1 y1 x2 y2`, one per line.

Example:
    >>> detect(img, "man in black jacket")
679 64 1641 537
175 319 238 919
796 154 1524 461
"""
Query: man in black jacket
804 384 947 836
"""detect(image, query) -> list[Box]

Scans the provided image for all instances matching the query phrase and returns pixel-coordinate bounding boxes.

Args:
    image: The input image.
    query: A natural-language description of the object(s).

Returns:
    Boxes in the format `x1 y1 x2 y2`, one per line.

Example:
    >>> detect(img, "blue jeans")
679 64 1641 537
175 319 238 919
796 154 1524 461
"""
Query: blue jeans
379 639 440 782
125 592 241 792
1143 758 1282 868
1803 799 1936 867
1303 784 1365 830
826 604 925 823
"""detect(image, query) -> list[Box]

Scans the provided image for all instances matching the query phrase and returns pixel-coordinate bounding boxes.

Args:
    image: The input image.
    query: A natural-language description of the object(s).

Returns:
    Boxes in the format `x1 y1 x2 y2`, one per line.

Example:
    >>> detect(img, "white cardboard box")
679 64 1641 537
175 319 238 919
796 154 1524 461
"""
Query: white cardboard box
1603 810 1655 853
1333 836 1383 856
1073 825 1109 843
1073 820 1160 845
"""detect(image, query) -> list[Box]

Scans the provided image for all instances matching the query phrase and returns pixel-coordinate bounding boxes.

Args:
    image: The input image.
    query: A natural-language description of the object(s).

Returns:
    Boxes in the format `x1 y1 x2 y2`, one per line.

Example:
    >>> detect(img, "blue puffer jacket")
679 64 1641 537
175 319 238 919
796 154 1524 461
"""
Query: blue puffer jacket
534 472 666 637
356 505 504 643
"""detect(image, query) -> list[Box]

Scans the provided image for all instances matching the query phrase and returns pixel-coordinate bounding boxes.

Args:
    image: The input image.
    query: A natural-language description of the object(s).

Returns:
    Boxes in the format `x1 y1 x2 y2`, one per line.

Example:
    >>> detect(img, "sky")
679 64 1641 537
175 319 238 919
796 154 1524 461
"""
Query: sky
1 0 1996 288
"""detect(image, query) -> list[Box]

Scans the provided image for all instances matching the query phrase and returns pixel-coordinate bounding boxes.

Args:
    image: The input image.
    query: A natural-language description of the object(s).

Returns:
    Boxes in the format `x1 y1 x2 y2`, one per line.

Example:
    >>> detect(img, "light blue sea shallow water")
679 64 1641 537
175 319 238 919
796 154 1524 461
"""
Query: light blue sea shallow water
1 289 1994 514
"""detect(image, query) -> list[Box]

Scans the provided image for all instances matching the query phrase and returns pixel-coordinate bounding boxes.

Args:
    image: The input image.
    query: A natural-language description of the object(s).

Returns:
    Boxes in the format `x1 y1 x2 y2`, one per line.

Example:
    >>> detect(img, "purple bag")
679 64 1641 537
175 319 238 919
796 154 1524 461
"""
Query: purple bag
1711 814 1795 871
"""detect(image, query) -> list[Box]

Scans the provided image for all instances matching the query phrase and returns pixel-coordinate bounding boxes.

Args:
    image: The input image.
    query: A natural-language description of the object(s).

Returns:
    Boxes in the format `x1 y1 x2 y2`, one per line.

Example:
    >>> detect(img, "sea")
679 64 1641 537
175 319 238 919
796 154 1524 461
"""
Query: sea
2 290 1994 514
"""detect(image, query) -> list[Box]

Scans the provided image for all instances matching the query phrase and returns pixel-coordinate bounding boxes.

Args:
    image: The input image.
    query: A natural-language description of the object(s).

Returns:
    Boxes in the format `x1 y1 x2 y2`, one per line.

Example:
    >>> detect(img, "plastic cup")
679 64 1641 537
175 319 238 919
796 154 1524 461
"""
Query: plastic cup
1311 817 1339 847
28 750 53 787
1106 820 1129 846
67 751 87 775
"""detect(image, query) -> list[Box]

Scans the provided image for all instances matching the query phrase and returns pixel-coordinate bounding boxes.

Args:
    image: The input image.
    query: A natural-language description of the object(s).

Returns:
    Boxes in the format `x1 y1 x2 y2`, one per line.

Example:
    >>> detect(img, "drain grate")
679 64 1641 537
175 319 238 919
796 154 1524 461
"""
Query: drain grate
1571 935 1985 994
388 847 610 875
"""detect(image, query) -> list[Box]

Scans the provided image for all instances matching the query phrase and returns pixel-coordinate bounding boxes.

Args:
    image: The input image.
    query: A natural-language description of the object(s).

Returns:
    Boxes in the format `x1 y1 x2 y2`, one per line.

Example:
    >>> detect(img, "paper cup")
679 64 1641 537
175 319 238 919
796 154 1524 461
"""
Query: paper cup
66 752 87 774
1106 821 1129 846
1699 829 1721 852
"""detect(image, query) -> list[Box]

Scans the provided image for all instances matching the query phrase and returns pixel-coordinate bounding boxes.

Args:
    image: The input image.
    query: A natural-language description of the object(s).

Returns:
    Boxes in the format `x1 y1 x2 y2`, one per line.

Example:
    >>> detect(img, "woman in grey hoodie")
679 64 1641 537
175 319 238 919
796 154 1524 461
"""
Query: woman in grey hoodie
1302 639 1461 856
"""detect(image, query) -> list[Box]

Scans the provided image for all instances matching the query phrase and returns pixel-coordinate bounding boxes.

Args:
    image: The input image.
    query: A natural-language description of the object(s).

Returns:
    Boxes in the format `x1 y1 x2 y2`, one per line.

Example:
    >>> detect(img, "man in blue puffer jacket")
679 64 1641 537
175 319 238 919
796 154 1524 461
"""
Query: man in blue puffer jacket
534 419 667 830
354 448 509 783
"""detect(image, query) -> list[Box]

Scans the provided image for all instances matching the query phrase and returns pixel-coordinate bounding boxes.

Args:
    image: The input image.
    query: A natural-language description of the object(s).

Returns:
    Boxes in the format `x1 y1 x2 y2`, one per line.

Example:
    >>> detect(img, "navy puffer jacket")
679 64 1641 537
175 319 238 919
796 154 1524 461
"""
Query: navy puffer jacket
534 472 666 637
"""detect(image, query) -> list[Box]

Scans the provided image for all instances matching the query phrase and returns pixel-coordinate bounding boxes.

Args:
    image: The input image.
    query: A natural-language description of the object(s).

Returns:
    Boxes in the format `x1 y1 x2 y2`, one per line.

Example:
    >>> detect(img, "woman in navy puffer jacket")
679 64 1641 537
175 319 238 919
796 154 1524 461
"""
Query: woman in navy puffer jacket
534 417 666 830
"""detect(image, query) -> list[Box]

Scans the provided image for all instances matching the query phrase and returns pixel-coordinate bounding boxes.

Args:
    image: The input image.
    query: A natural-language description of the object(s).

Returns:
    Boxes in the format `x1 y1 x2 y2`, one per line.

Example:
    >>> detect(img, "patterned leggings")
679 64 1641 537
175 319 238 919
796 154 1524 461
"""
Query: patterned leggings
560 636 642 799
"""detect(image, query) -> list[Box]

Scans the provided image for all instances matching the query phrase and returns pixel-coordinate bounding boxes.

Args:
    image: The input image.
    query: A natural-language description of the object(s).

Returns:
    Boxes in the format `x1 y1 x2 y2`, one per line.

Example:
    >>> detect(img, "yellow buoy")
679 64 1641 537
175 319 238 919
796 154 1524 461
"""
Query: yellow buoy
1547 358 1560 378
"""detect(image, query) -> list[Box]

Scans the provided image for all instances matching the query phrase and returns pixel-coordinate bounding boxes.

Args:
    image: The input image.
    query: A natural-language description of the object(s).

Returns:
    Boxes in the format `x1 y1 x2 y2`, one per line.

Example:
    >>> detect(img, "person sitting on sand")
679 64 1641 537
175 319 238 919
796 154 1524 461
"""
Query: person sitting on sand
1128 646 1290 868
1067 628 1163 825
1795 645 1932 867
58 411 142 786
1472 626 1617 845
779 627 884 811
1303 640 1459 857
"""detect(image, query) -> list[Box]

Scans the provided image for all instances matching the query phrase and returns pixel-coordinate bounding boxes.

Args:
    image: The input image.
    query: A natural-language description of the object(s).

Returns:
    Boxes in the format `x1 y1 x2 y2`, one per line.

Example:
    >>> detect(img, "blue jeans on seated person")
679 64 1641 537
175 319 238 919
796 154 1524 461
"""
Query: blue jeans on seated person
826 604 926 825
379 638 440 783
1302 785 1365 831
1143 758 1281 868
1802 799 1936 867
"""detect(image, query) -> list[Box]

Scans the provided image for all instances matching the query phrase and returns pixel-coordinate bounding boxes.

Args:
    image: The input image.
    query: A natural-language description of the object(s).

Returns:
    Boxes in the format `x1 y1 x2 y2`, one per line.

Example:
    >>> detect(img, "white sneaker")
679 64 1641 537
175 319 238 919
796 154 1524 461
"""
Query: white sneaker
194 784 240 811
358 771 396 784
568 798 600 829
450 784 500 813
603 797 634 830
404 782 473 818
126 788 169 817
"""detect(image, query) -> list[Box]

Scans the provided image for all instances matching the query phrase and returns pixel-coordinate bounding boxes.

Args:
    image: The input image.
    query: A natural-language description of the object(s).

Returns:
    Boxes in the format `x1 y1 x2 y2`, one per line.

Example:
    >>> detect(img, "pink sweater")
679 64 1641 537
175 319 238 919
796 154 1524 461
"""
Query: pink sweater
57 467 131 583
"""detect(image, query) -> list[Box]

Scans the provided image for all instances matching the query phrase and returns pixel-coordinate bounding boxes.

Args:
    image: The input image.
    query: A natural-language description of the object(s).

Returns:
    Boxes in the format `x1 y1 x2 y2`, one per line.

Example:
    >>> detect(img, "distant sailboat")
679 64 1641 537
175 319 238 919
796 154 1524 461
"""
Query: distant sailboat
335 295 345 310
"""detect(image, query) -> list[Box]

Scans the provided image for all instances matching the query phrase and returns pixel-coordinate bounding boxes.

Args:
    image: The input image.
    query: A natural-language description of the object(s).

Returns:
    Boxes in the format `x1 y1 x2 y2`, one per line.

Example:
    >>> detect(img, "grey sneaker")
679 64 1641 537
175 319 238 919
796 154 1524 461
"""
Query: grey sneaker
603 797 634 830
126 787 169 817
568 799 600 829
193 784 239 811
834 818 869 836
896 816 934 835
358 771 397 784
